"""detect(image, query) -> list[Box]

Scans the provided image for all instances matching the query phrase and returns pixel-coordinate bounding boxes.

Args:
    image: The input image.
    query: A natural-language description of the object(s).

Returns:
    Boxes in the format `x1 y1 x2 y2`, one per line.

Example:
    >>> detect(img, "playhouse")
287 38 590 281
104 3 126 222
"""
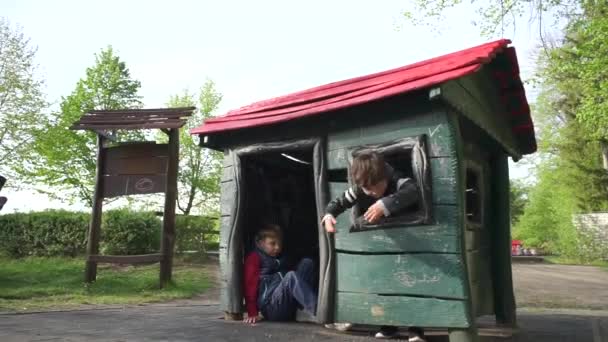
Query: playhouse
192 39 536 341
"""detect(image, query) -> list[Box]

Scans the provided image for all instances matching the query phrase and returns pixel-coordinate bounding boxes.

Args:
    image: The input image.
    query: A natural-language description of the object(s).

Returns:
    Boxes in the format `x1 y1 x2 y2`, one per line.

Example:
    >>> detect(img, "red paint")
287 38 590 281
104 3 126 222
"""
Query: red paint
192 39 535 154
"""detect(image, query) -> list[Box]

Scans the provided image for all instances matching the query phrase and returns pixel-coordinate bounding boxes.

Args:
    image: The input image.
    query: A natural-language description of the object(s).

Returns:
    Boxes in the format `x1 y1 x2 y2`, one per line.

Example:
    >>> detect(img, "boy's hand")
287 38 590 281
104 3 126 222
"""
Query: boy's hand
364 203 385 223
244 315 262 325
322 214 337 233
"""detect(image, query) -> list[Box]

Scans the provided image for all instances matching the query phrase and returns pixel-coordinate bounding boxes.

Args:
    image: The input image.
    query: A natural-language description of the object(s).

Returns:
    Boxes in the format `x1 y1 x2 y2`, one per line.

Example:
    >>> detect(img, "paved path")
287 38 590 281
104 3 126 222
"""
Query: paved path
1 305 607 341
2 263 607 341
513 263 608 310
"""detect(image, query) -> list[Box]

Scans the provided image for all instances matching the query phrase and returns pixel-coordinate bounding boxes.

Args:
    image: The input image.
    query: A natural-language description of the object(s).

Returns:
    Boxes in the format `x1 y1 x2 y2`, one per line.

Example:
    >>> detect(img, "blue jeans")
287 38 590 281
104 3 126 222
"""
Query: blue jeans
261 258 317 321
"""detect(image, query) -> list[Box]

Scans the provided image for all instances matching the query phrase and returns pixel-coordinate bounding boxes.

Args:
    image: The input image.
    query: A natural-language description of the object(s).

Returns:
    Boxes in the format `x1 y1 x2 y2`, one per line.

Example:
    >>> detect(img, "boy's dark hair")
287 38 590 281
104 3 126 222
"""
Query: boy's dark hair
255 223 282 242
351 151 387 187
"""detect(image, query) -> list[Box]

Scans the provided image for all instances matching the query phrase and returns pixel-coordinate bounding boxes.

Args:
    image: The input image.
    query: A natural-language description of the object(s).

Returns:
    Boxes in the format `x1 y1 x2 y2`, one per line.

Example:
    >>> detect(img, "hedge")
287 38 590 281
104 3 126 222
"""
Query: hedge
0 210 219 258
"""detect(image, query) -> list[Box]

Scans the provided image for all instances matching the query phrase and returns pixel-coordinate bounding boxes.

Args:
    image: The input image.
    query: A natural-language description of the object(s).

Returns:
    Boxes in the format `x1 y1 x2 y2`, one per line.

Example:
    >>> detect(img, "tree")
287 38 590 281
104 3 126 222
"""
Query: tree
402 0 579 37
551 2 608 169
21 47 142 206
509 179 529 225
162 80 223 215
0 18 46 179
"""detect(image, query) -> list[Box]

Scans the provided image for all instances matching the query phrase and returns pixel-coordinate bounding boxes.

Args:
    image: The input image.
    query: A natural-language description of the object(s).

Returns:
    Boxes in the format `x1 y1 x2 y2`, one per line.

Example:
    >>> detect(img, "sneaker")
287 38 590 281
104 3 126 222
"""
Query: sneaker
408 327 426 342
295 309 316 323
374 331 394 339
375 326 398 339
324 323 353 331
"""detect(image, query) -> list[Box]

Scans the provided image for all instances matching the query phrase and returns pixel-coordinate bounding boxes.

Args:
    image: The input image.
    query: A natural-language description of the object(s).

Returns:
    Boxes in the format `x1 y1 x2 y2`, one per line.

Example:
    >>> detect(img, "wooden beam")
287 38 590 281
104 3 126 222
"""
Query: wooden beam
160 128 179 288
88 253 163 264
489 154 517 327
78 117 185 125
71 122 186 130
85 134 105 283
81 112 192 119
93 130 117 142
87 107 195 115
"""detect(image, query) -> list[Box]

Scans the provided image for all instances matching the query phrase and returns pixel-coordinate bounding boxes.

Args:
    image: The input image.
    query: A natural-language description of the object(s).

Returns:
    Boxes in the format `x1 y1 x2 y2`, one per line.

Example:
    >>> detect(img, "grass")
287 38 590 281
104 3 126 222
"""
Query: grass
0 256 210 312
544 255 608 268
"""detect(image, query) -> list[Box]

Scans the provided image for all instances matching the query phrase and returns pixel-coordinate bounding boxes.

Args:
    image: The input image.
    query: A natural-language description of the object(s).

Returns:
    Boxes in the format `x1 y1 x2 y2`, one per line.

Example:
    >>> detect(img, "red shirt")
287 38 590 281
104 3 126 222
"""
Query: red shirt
243 251 261 317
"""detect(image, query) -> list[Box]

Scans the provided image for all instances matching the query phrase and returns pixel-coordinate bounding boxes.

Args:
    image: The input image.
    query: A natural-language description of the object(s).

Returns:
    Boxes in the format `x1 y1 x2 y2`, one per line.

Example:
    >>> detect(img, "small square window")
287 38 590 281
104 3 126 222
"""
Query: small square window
347 135 432 232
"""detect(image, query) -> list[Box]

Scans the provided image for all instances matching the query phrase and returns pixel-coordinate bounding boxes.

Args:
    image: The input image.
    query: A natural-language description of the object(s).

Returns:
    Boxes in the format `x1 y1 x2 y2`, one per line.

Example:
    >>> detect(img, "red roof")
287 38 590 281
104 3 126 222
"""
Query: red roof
192 39 535 154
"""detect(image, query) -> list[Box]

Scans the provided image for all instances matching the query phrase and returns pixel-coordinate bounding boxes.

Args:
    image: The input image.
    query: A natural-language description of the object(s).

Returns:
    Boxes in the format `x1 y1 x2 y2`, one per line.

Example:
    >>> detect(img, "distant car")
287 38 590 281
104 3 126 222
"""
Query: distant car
511 240 523 256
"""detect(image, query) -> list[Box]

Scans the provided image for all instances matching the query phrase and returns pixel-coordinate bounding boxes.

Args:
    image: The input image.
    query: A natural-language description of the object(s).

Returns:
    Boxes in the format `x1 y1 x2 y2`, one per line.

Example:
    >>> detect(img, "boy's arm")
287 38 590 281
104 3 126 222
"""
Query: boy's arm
325 186 363 218
378 178 419 216
243 252 261 318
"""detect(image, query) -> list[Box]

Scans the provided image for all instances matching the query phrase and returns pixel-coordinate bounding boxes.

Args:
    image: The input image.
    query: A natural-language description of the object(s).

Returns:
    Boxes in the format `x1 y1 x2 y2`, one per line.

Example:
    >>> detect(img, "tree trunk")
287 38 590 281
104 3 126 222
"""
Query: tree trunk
183 185 196 215
601 140 608 171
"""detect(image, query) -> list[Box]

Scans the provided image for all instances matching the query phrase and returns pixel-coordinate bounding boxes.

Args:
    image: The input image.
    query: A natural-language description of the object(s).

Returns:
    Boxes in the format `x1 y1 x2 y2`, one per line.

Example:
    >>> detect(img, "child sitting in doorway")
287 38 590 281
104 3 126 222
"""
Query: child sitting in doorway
322 151 425 341
243 224 317 324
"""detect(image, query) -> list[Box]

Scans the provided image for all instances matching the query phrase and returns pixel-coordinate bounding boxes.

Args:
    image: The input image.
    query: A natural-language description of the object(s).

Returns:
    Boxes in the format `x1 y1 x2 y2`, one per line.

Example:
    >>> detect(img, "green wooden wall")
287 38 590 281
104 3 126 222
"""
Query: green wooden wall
327 109 473 328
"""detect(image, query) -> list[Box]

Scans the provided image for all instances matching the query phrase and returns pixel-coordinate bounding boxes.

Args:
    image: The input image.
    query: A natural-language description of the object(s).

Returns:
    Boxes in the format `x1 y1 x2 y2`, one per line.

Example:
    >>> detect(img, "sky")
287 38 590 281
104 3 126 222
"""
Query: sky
1 0 544 212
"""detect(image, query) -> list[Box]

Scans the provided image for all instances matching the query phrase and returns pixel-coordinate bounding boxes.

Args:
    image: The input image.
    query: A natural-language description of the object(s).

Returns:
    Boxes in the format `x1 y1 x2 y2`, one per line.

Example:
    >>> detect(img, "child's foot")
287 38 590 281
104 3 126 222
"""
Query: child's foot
375 326 398 339
295 309 316 323
407 327 426 342
324 323 353 331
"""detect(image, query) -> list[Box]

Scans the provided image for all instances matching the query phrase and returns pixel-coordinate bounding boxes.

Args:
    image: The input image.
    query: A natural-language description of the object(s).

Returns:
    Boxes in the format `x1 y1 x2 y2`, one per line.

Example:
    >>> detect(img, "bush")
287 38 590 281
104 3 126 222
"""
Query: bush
0 210 89 257
175 215 219 253
0 210 218 258
101 209 161 255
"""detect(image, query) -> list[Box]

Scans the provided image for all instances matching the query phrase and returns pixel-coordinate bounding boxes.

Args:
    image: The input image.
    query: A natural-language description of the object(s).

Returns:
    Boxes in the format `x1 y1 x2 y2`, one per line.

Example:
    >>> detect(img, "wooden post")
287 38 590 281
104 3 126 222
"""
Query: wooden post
160 128 179 287
85 135 105 283
489 154 517 327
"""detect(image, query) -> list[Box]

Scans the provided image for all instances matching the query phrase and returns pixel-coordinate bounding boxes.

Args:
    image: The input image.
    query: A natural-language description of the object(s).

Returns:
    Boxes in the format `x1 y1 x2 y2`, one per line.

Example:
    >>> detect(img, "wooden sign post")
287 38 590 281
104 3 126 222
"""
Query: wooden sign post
71 107 195 288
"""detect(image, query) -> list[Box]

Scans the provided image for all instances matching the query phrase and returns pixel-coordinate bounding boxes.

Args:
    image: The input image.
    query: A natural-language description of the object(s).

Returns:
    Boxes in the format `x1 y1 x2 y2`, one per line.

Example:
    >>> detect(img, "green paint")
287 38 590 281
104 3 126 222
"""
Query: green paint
334 204 461 253
327 111 457 158
335 292 470 328
440 79 520 159
336 253 466 299
431 157 458 204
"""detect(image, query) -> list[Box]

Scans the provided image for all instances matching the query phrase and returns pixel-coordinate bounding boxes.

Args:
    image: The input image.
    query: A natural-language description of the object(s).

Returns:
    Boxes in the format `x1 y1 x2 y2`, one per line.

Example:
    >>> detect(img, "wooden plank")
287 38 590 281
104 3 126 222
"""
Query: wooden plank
87 107 195 115
105 143 168 159
160 128 179 288
78 117 185 124
85 135 105 283
327 148 350 170
466 249 480 285
72 122 186 130
221 166 233 182
222 151 233 167
88 253 163 264
329 177 462 252
336 253 466 299
440 80 520 160
448 328 479 342
103 156 167 175
335 292 470 328
477 249 495 317
327 112 456 158
102 174 166 198
219 215 233 247
431 157 458 204
488 155 516 326
220 181 236 216
335 204 460 253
